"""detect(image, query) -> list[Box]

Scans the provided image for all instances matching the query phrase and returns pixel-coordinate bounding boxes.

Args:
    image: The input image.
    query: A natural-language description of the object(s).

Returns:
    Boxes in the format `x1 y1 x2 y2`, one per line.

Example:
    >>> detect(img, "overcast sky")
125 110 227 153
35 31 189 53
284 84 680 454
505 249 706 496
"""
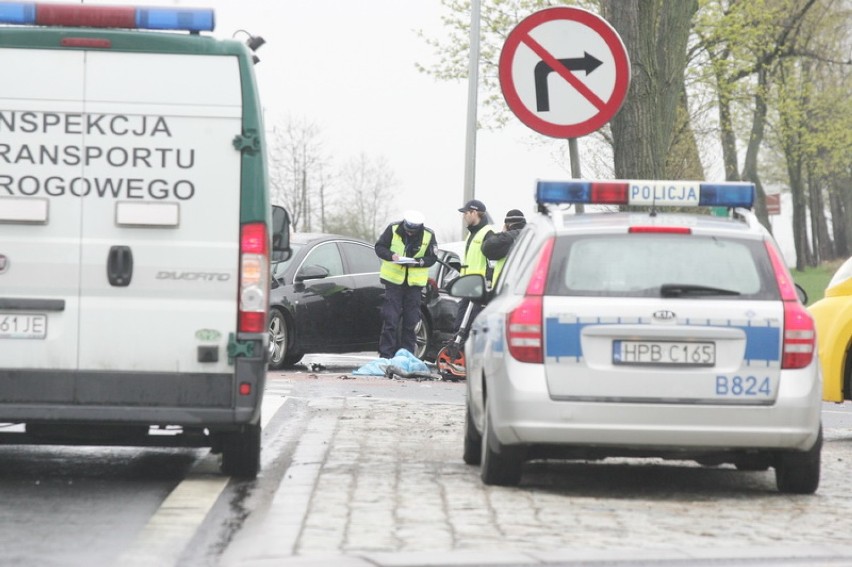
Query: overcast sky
85 0 573 242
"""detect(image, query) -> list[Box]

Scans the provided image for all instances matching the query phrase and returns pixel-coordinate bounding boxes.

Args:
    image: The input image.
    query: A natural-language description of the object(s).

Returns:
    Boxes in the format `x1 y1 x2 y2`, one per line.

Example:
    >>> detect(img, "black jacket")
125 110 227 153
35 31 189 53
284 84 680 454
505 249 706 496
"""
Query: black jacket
482 227 523 261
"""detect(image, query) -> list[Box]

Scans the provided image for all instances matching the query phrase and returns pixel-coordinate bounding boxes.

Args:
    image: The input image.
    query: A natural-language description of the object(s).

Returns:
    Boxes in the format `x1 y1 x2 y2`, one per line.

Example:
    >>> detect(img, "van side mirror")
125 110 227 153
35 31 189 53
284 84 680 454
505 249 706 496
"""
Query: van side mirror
271 205 291 262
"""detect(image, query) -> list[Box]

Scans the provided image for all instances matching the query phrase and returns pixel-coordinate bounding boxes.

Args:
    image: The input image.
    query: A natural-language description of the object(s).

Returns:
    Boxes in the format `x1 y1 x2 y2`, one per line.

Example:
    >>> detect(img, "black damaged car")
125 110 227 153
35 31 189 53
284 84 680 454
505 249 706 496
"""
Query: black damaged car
267 234 461 369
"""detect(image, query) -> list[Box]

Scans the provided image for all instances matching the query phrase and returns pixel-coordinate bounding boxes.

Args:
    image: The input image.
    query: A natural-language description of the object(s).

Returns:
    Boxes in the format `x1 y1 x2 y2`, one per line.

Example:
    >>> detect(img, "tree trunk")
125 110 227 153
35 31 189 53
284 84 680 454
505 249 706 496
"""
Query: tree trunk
829 183 849 258
602 0 699 179
787 155 812 270
808 170 833 263
741 67 770 231
716 61 741 182
665 89 704 179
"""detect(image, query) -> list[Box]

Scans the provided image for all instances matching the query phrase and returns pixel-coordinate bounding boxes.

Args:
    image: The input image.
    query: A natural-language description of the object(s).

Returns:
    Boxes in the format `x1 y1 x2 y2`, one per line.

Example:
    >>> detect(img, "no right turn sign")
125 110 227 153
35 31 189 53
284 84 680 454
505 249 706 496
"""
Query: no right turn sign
499 7 631 139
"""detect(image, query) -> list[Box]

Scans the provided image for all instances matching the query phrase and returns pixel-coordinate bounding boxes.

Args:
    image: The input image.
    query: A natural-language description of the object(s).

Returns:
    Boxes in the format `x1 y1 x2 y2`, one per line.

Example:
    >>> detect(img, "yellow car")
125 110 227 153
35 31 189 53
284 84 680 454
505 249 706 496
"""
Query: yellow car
809 257 852 402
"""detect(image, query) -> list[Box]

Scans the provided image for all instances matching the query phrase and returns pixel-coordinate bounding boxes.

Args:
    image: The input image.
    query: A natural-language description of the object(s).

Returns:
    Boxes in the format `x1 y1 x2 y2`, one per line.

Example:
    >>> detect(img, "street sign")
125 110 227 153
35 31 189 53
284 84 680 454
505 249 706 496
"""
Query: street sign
765 193 781 215
499 7 630 139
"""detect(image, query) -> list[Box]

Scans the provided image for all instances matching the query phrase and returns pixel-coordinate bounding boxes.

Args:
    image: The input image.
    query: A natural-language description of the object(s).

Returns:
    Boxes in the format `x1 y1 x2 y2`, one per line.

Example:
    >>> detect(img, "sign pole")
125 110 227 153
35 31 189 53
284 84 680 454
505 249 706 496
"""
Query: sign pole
462 0 481 230
498 7 630 206
568 137 585 213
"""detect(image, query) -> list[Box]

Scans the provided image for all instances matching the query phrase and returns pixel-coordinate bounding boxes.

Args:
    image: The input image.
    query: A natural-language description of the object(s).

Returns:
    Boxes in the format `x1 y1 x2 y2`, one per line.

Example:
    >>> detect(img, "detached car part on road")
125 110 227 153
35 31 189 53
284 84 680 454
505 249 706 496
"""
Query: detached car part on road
0 3 290 478
455 180 822 493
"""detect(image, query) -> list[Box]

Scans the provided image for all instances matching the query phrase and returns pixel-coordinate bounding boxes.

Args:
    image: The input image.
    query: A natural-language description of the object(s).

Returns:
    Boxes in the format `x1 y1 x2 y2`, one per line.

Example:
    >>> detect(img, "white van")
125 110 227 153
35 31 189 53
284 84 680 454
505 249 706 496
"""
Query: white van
0 2 290 478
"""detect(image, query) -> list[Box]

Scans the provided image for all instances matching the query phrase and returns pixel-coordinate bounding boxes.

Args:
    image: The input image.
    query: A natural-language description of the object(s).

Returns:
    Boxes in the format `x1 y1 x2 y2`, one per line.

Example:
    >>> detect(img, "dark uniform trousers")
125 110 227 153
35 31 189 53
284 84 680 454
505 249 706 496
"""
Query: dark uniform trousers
379 282 423 359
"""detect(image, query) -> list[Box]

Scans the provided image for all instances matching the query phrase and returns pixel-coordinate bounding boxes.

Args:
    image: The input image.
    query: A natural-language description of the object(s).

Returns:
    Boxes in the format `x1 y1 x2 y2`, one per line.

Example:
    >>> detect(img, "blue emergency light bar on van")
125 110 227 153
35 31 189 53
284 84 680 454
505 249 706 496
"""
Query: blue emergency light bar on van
536 180 755 209
0 1 214 31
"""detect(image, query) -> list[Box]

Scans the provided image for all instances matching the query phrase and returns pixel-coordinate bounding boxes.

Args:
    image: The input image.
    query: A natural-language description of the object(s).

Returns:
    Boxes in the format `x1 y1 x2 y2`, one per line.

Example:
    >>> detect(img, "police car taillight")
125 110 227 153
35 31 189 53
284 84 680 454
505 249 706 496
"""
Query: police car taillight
536 180 755 209
239 223 269 334
507 238 554 364
0 2 215 31
765 240 815 369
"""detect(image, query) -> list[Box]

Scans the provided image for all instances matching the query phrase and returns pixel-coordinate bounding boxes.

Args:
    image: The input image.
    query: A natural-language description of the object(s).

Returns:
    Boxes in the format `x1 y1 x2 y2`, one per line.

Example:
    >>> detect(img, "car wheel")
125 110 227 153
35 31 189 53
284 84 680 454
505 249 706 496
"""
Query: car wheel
220 423 261 479
463 401 482 465
480 398 523 486
775 426 821 494
414 313 431 360
268 309 289 370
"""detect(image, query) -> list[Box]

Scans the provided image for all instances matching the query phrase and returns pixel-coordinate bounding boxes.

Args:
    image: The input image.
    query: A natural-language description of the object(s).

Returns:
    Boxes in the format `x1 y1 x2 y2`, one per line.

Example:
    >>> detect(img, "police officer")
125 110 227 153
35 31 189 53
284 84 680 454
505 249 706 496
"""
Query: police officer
482 209 526 287
374 210 438 359
452 199 494 334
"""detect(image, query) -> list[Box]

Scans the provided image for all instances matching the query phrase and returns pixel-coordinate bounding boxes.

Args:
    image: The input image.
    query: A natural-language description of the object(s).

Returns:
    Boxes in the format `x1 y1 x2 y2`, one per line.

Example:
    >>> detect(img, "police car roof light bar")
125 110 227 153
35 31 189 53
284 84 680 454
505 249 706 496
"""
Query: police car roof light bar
536 180 755 209
0 2 215 32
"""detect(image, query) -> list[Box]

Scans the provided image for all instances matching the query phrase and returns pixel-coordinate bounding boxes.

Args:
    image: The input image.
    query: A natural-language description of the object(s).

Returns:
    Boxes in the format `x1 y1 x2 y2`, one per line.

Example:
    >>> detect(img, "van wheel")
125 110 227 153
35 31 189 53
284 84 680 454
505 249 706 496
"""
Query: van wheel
480 399 523 486
414 314 431 360
775 426 821 494
268 310 289 369
220 423 261 479
463 401 482 465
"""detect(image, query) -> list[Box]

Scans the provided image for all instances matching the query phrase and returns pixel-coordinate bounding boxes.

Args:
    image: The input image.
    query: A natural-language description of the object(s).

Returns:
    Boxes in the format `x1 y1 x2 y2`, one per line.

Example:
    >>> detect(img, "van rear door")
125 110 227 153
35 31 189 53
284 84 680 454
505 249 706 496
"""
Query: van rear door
0 48 85 371
77 51 243 373
0 48 243 375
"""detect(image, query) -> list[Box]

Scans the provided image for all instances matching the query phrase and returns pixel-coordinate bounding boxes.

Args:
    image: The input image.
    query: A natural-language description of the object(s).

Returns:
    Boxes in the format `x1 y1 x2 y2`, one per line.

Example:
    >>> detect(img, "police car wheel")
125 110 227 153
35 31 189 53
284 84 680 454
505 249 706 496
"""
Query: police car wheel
463 401 482 465
775 426 821 494
220 423 261 479
480 399 523 486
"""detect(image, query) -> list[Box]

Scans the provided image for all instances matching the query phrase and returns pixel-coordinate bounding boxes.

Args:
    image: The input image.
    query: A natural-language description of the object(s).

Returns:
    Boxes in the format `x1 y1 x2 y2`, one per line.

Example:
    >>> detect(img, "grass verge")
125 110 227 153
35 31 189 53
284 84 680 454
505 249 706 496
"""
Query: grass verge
792 261 841 305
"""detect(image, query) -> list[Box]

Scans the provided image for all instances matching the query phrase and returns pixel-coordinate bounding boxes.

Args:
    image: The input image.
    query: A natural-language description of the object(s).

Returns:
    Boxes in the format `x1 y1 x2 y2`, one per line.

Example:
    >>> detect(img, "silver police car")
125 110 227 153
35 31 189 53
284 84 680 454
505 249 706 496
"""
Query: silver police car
454 180 821 493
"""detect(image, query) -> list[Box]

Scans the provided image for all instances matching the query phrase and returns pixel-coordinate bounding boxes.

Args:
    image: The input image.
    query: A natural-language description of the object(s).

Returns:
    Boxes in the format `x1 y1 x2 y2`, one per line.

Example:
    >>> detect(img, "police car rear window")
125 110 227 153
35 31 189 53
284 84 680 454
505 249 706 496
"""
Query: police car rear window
547 234 778 300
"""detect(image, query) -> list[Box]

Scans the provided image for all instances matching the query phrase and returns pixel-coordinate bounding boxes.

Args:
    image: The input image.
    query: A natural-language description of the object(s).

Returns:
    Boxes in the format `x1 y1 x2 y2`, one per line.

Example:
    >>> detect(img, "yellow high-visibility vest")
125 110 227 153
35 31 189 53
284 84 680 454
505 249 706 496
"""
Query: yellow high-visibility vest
462 225 495 277
379 226 433 286
492 255 507 286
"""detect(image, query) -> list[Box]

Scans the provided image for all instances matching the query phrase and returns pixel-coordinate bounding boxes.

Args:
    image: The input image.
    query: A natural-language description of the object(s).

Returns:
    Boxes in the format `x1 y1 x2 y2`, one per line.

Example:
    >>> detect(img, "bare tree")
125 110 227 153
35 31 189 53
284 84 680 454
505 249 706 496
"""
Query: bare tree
324 154 398 241
267 115 328 232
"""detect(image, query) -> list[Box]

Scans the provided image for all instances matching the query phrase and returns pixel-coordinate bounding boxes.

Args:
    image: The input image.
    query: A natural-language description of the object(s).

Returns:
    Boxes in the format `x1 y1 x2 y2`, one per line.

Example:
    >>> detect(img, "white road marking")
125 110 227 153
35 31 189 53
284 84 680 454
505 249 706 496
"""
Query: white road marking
117 458 227 566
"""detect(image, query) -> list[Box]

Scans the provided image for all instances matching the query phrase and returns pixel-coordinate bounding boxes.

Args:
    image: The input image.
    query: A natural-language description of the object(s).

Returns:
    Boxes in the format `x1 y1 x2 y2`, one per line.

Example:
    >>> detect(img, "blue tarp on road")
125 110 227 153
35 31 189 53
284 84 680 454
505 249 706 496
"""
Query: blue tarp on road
352 349 430 376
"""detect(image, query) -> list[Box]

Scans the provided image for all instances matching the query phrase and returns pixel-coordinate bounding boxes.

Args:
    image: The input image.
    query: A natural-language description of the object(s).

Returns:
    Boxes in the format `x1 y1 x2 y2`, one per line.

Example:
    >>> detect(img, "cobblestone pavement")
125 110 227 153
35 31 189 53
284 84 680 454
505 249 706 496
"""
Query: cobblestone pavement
222 393 852 567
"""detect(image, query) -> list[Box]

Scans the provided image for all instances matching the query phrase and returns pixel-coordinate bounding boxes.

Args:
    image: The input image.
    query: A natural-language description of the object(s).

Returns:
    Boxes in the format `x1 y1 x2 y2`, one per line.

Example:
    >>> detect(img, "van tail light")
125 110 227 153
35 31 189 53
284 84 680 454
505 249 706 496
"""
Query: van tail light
239 222 269 333
506 237 554 363
764 240 815 369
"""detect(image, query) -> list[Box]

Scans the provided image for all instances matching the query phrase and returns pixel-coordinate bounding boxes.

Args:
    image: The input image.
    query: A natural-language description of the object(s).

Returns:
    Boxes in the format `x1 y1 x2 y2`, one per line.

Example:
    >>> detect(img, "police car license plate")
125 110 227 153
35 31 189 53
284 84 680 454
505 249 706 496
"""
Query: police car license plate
613 340 715 366
0 313 47 339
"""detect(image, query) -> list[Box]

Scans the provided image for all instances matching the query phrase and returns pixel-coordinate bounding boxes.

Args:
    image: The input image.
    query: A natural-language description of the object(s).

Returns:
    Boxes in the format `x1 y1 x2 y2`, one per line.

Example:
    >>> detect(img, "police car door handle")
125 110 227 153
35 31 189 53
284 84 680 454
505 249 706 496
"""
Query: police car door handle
107 245 133 287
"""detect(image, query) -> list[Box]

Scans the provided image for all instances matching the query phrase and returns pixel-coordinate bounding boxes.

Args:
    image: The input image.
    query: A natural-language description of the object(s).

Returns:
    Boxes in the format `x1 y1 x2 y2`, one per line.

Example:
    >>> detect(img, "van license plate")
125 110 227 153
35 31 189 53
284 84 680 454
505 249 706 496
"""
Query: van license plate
0 313 47 339
613 340 715 366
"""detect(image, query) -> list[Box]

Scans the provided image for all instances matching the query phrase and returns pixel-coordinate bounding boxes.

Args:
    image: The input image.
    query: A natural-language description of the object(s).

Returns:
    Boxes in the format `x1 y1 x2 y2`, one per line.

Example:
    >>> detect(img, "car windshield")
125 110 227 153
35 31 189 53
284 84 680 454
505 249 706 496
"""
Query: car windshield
549 234 775 299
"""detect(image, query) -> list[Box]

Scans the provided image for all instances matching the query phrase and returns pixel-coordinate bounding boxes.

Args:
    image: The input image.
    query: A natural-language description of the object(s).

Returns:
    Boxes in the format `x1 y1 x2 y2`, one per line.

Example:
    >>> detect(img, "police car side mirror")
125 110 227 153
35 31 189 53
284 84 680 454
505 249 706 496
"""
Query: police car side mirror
271 205 292 261
795 283 808 305
447 274 487 301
